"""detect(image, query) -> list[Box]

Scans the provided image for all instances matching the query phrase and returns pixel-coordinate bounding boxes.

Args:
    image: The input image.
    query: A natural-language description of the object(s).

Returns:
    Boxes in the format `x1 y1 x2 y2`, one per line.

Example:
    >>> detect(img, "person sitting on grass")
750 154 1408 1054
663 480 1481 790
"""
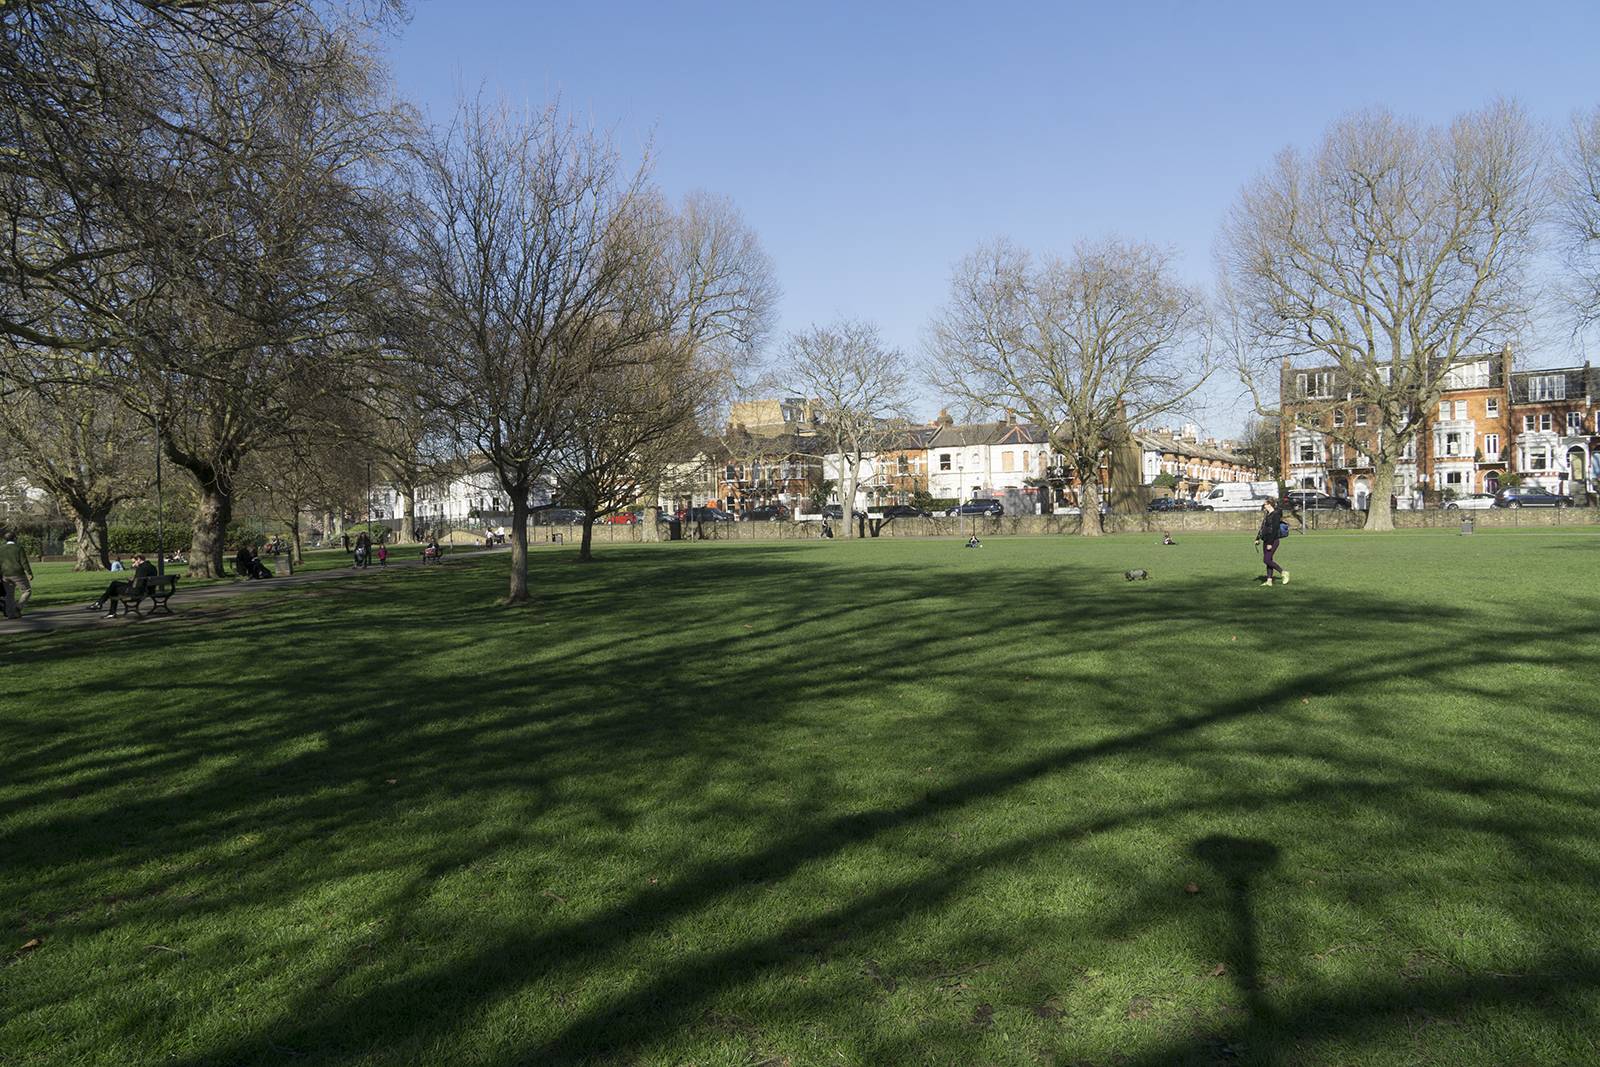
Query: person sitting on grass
966 534 983 548
88 554 157 616
1162 532 1175 545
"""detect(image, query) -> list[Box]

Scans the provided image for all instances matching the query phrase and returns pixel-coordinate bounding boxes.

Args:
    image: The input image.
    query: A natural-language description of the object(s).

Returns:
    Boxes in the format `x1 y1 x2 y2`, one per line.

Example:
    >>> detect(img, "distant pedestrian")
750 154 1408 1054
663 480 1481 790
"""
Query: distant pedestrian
1254 499 1289 587
110 555 126 571
376 543 388 567
1 530 34 619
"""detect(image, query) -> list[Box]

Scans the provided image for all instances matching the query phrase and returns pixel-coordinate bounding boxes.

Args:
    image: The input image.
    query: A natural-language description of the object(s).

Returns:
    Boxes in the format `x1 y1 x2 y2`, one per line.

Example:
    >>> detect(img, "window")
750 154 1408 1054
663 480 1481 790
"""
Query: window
1355 405 1368 426
1378 365 1393 386
1330 443 1345 466
1333 409 1345 427
1486 398 1499 418
1568 412 1584 433
1001 451 1015 472
1529 375 1566 402
1446 471 1464 485
1445 431 1462 457
1455 401 1469 421
1524 415 1536 432
1399 404 1410 426
897 455 909 476
1296 373 1307 397
1484 433 1499 458
939 453 951 472
1540 413 1553 432
1443 360 1489 389
1299 443 1315 463
1314 371 1335 397
1531 449 1548 470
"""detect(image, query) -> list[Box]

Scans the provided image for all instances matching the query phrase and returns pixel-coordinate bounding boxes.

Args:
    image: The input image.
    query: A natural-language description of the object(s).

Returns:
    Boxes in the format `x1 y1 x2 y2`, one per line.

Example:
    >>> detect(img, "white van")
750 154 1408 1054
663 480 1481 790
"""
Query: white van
1201 482 1280 511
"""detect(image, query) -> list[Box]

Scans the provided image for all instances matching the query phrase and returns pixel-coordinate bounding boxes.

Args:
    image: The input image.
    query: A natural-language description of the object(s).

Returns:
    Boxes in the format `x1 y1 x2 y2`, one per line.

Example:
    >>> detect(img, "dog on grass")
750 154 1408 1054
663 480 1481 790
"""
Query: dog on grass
1125 569 1149 581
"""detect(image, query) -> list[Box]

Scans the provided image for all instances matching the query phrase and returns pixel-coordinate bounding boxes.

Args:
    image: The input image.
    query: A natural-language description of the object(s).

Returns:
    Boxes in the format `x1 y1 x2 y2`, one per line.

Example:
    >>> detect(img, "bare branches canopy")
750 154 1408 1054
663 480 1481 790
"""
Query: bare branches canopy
925 236 1210 533
1218 100 1551 530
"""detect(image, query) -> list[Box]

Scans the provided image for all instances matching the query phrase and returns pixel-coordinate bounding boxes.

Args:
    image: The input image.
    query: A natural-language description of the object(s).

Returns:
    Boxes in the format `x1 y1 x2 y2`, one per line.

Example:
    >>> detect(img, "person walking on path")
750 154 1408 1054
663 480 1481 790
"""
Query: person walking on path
1254 498 1289 587
1 531 34 619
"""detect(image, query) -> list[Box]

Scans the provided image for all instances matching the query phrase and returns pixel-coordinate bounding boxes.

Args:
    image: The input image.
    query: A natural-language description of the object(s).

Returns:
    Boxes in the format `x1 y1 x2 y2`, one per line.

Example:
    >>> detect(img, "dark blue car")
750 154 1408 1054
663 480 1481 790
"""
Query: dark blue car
945 499 1004 517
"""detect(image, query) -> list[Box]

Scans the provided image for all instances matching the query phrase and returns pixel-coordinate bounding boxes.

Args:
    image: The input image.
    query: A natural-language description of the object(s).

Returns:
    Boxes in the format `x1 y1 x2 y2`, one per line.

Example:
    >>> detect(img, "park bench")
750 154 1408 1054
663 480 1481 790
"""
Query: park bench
113 574 180 617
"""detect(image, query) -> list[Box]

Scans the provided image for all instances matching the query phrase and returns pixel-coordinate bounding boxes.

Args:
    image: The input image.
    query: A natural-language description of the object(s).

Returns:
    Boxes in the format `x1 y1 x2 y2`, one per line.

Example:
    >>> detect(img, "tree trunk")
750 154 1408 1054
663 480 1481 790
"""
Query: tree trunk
840 457 859 539
1077 471 1105 536
640 504 661 542
1362 460 1398 532
72 510 113 571
577 515 596 561
398 485 416 542
507 498 531 604
188 483 235 579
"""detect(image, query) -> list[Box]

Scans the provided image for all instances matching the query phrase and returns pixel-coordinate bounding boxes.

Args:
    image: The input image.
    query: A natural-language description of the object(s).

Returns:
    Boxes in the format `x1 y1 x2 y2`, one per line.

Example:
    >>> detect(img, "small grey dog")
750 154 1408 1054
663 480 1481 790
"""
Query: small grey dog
1124 569 1149 581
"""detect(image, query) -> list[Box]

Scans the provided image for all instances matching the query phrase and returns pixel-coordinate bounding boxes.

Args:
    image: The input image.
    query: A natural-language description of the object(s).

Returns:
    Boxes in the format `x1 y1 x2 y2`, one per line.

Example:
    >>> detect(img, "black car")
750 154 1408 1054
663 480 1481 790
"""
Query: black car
1148 497 1209 513
1492 486 1575 508
820 504 868 520
534 507 587 525
880 504 933 519
680 506 738 522
742 504 792 521
1281 491 1352 511
945 499 1004 517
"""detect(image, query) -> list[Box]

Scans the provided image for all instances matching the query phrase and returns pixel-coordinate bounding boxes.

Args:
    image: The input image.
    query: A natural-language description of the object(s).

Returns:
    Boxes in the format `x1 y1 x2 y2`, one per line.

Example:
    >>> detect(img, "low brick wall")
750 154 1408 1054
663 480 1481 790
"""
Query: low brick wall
533 505 1600 544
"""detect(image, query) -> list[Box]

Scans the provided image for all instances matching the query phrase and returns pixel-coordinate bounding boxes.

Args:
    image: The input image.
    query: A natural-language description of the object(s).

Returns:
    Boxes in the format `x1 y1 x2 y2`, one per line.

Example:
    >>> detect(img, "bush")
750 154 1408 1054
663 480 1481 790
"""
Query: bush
105 523 196 555
17 535 41 557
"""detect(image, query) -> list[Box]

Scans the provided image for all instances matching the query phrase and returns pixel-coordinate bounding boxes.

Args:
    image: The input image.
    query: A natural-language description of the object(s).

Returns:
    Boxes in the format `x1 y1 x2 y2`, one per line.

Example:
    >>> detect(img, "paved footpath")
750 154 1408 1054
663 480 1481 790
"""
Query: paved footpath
2 545 506 636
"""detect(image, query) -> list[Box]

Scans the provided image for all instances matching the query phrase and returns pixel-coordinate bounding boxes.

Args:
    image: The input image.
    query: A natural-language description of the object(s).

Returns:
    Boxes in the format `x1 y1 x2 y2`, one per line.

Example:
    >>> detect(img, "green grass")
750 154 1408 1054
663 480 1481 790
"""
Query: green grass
17 543 494 612
4 531 1599 1066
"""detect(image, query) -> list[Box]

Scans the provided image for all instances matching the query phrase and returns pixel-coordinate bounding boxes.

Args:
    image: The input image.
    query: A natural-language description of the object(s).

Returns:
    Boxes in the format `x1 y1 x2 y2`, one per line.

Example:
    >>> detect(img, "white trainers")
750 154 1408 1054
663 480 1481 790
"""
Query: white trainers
1282 570 1290 585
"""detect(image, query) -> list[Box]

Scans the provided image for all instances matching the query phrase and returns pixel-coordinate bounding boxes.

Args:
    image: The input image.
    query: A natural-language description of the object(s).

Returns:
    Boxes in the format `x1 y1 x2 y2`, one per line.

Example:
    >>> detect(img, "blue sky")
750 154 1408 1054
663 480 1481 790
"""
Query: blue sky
386 1 1600 437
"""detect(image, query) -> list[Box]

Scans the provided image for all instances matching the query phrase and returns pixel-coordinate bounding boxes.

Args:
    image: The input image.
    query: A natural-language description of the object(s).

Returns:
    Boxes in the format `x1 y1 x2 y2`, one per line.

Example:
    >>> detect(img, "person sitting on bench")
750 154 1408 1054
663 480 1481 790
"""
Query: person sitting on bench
88 554 157 616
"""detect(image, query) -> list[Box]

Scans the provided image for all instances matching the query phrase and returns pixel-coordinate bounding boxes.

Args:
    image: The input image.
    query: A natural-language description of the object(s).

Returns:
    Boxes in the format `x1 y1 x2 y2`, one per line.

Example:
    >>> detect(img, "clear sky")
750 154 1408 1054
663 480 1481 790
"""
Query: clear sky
385 1 1600 438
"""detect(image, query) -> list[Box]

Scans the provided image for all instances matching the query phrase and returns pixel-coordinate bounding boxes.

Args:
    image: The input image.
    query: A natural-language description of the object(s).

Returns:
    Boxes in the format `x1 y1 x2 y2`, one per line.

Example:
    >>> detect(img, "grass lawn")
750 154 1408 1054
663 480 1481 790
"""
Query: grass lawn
3 530 1598 1066
17 543 485 613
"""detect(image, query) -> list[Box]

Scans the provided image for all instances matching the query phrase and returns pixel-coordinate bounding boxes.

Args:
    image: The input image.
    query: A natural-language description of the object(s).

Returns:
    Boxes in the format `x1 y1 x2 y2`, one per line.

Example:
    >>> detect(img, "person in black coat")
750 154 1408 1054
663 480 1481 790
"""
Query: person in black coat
89 554 158 615
1254 499 1289 586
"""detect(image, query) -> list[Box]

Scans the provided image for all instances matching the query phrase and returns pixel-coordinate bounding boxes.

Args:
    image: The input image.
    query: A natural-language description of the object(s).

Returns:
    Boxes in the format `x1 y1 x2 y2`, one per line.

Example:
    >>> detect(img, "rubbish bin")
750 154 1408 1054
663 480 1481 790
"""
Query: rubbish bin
1460 517 1474 536
274 553 293 575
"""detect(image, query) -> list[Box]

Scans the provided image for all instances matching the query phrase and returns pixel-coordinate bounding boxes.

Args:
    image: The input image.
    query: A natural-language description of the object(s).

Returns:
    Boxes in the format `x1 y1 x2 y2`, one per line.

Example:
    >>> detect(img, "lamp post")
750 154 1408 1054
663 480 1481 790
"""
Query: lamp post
365 459 372 531
957 463 964 538
153 407 165 577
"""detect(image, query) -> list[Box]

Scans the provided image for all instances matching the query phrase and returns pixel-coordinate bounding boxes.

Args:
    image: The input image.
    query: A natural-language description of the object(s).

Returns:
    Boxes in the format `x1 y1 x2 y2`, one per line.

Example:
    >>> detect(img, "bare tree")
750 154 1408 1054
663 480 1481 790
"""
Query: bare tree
554 334 706 561
781 319 909 538
411 93 657 605
0 344 149 569
1561 105 1600 330
926 237 1209 535
634 190 779 541
1219 100 1550 531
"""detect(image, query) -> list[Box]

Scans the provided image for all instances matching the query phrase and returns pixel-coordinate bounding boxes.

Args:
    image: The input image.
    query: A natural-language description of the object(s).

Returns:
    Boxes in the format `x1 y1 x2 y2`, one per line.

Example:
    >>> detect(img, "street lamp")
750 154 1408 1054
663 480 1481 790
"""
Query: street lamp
365 459 372 530
957 463 964 539
153 406 165 577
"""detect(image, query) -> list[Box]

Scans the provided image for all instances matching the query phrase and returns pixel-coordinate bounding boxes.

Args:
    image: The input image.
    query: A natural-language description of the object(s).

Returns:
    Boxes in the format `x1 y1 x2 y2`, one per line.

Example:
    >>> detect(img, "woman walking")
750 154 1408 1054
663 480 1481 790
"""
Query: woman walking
1254 498 1289 587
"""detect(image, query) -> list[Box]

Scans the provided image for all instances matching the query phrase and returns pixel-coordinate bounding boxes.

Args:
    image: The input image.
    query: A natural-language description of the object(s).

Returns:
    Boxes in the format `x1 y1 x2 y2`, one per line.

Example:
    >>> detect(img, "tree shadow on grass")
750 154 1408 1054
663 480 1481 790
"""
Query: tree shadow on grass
5 544 1600 1065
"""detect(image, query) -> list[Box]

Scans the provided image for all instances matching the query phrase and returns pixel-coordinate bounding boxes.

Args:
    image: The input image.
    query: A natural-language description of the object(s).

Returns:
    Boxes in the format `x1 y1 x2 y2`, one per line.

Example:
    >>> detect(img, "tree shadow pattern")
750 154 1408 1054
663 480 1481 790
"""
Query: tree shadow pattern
4 540 1600 1066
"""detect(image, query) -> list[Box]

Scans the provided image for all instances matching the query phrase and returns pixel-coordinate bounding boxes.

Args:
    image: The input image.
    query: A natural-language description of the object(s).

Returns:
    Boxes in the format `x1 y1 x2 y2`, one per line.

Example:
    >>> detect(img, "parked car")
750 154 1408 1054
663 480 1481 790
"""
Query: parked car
1444 494 1498 510
599 509 641 524
1492 486 1574 508
534 507 587 525
742 504 792 522
1281 491 1352 511
679 506 738 522
945 499 1004 517
1147 497 1209 513
821 504 868 520
880 504 933 519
